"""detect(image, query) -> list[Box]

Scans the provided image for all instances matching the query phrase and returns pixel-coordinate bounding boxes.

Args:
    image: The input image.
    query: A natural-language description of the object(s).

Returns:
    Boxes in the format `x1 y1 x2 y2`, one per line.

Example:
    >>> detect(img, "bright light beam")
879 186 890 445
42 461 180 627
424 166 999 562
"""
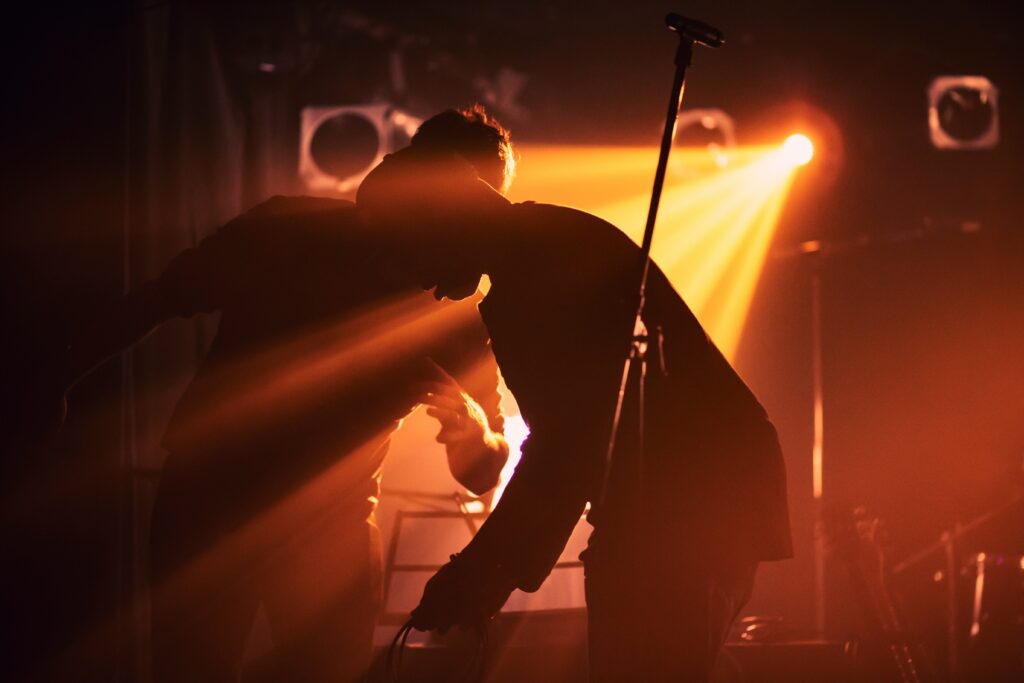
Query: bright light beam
493 140 810 508
511 141 805 359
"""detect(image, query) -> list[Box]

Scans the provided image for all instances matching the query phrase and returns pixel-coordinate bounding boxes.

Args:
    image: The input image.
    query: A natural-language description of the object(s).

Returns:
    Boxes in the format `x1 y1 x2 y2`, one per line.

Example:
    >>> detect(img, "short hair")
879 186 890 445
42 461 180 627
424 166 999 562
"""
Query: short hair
410 104 516 195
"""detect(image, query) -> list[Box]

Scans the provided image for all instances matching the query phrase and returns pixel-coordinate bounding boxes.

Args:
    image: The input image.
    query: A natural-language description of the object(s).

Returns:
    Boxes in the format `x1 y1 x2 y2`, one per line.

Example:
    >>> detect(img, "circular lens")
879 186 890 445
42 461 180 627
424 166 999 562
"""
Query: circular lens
309 113 380 180
937 87 995 142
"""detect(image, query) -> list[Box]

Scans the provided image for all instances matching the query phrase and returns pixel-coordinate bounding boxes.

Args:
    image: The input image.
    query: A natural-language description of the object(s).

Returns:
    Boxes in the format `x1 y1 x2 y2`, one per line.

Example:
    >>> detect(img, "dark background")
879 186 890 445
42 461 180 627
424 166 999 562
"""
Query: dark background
2 1 1022 680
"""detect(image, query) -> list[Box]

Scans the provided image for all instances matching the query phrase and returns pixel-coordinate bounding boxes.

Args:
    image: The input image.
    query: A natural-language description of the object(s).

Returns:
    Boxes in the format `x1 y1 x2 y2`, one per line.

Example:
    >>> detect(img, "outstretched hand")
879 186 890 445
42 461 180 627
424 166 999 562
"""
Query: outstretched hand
419 374 490 450
417 362 507 494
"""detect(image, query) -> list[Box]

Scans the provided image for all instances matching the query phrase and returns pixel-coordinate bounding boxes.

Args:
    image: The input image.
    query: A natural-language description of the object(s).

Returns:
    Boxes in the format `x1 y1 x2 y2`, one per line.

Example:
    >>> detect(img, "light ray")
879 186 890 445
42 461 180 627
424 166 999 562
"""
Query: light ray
510 143 803 360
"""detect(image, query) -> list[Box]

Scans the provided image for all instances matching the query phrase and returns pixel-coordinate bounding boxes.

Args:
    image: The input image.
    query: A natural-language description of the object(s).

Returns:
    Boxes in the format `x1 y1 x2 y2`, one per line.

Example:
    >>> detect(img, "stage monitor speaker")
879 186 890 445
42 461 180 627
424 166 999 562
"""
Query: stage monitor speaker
928 76 999 151
299 104 421 195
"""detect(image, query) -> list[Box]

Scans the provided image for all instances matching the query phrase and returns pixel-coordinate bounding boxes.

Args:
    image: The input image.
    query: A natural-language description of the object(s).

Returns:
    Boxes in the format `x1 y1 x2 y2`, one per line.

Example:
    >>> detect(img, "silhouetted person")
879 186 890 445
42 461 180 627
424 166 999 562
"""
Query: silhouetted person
57 107 513 683
358 150 793 682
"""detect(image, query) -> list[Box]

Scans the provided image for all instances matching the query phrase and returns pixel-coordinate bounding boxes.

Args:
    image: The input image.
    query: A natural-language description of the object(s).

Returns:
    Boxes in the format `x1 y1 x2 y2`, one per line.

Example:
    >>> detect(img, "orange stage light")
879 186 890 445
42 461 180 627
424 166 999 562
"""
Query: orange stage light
783 133 815 166
510 138 809 360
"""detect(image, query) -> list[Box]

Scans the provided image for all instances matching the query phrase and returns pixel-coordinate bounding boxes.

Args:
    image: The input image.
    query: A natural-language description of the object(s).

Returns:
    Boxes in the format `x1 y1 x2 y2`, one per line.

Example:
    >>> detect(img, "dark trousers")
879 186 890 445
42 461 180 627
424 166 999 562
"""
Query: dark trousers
148 463 382 683
583 542 756 683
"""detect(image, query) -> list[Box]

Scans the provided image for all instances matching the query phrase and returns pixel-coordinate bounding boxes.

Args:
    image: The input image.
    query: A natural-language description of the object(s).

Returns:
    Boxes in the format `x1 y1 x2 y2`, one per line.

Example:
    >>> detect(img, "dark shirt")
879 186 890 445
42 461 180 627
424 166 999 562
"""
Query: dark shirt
462 202 792 590
136 196 503 522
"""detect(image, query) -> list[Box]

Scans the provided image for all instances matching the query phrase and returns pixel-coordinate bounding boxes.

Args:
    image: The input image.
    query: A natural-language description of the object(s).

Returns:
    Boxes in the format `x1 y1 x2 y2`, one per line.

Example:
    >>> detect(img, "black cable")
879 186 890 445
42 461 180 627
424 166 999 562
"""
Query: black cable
385 621 414 683
469 624 488 680
384 620 489 683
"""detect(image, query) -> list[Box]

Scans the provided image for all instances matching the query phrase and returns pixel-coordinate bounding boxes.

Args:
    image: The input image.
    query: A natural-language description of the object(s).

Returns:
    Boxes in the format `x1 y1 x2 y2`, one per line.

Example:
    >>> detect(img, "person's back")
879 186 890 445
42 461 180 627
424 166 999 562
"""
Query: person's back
473 202 790 571
138 194 505 683
158 195 499 523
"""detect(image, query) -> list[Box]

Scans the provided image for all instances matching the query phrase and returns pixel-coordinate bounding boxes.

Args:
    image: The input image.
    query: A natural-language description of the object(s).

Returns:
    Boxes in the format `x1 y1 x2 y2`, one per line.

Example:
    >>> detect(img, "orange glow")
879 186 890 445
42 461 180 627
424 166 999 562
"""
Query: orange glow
490 413 530 506
169 289 482 447
510 141 806 359
783 133 815 166
487 139 809 508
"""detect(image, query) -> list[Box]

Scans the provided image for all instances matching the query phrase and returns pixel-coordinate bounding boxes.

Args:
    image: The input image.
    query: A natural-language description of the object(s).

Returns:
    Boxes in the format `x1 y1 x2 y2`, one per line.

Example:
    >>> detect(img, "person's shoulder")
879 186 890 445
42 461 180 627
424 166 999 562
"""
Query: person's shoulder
245 195 356 219
513 201 622 231
224 195 358 234
209 195 360 251
511 201 636 251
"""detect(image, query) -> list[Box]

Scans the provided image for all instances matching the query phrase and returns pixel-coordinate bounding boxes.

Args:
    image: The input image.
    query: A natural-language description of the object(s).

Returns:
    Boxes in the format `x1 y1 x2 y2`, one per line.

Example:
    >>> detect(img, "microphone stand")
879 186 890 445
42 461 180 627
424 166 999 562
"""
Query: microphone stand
599 15 724 505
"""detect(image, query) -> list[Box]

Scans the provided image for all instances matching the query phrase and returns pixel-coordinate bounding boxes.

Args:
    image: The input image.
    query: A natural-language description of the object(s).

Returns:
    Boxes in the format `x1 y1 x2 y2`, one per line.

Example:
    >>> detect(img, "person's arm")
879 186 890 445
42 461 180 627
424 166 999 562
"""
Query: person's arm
61 214 244 396
409 421 594 632
462 422 592 590
423 297 510 494
413 326 608 629
62 194 335 390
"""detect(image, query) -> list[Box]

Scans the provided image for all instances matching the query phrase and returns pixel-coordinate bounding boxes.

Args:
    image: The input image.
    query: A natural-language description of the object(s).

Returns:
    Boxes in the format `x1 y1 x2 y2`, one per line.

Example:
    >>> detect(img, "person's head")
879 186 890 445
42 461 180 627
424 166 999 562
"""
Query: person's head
357 147 512 302
410 104 516 195
357 105 515 301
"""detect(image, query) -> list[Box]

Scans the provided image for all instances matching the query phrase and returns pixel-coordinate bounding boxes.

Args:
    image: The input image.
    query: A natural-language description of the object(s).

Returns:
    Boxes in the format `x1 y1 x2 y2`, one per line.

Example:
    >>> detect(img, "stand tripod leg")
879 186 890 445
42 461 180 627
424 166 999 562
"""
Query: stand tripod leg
598 38 693 508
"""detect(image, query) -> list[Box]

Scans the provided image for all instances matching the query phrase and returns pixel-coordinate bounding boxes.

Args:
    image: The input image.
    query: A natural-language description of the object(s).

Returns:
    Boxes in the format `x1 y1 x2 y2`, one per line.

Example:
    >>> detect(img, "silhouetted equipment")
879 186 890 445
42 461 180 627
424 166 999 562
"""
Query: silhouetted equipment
665 13 725 48
823 503 927 683
963 552 1024 682
375 501 1018 682
927 76 1000 150
891 496 1023 682
822 496 1024 682
300 104 421 193
371 610 856 683
599 11 724 505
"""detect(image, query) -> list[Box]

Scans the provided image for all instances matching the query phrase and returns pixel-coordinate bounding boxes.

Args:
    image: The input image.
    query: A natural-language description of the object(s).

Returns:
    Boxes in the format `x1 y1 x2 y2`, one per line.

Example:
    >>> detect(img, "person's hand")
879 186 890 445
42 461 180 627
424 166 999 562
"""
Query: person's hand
409 553 515 633
418 370 490 452
417 362 508 493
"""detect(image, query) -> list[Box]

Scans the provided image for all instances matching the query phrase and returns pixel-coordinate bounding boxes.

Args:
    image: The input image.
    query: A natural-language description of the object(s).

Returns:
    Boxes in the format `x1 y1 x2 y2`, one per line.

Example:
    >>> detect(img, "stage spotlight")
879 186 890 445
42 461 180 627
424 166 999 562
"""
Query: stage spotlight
928 76 999 150
511 142 802 359
299 104 422 194
782 134 814 167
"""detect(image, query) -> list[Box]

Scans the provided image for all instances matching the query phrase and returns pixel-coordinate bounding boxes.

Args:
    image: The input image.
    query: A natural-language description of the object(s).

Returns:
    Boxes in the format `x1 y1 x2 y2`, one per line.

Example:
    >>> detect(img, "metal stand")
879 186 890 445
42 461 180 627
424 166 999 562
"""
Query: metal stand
599 15 723 506
773 220 991 640
773 243 827 638
809 253 827 636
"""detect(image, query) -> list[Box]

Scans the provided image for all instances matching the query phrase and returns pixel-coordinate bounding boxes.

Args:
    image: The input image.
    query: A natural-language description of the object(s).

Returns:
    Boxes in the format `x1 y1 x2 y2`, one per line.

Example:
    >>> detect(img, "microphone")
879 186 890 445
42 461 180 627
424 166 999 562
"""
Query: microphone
665 13 724 48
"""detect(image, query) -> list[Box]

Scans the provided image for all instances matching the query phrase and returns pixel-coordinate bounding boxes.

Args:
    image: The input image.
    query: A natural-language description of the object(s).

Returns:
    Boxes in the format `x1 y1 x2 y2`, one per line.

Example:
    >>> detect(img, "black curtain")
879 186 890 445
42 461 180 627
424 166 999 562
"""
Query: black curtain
1 2 295 681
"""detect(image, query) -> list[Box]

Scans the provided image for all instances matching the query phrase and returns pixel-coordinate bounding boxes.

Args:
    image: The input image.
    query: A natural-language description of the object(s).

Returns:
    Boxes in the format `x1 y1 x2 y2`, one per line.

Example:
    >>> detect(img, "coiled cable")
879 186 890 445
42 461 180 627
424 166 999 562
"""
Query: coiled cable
384 620 488 683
